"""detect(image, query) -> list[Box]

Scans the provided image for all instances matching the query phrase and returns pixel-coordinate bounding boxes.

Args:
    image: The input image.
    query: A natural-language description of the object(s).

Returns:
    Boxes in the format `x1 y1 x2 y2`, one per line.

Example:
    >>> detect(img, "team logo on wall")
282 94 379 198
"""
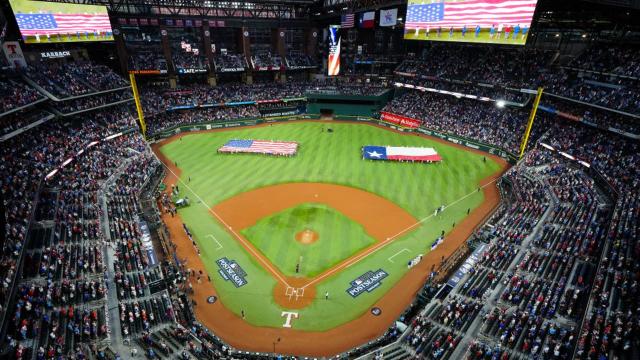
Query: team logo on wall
346 269 389 298
216 257 248 287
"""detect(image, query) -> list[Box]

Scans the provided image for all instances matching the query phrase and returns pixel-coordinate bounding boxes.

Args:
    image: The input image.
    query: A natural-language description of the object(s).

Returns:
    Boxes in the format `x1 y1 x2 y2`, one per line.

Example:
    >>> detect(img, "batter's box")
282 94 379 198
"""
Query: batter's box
285 286 305 301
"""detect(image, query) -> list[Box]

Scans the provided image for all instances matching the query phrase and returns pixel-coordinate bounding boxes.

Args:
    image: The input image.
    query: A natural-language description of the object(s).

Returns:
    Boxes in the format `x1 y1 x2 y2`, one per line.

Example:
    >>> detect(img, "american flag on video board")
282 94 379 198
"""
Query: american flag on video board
219 140 298 156
15 12 112 35
406 0 537 29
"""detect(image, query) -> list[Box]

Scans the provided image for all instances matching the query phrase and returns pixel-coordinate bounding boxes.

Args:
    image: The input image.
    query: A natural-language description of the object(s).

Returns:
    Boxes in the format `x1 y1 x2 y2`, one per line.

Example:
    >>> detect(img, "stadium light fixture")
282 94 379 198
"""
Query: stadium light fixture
496 100 506 108
540 143 554 151
559 151 576 161
45 169 58 180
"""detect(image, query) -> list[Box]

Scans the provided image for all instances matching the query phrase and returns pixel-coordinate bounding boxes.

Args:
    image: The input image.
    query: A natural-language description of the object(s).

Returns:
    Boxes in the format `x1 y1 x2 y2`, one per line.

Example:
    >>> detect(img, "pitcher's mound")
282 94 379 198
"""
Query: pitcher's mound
295 229 319 245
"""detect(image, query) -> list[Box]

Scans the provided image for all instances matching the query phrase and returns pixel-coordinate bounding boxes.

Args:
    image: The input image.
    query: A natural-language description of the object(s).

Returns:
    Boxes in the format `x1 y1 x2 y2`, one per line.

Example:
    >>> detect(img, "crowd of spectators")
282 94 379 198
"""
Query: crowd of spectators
56 89 133 115
252 52 284 70
0 99 144 358
394 43 640 116
566 45 640 78
0 74 44 114
213 53 246 72
0 110 53 138
128 49 168 72
382 91 549 154
172 43 207 71
26 61 128 99
306 82 388 97
285 52 317 69
146 106 260 135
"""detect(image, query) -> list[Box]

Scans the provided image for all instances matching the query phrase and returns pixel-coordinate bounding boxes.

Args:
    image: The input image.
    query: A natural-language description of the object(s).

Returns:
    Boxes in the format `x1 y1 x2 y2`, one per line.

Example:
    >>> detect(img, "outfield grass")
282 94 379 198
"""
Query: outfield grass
241 203 377 278
160 121 501 330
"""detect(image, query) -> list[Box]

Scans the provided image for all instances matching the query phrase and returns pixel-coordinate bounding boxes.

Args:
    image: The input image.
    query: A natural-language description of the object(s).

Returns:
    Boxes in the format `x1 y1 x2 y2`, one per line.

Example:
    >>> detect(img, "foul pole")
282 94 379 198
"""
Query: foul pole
519 87 543 159
129 72 147 138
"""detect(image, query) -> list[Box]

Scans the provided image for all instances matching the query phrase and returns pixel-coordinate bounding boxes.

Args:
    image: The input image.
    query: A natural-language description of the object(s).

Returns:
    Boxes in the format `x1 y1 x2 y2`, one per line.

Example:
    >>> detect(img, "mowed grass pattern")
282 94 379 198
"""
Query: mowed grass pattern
161 122 500 217
159 122 503 330
241 203 377 278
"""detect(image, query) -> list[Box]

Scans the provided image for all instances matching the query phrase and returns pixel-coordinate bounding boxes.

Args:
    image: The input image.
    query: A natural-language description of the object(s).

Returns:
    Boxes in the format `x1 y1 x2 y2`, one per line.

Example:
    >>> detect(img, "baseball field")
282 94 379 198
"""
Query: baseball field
153 120 506 355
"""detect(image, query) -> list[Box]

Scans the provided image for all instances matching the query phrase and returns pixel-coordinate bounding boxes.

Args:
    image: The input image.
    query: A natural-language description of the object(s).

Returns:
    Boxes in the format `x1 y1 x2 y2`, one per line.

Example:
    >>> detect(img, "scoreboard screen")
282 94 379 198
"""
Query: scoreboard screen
404 0 539 45
9 0 113 43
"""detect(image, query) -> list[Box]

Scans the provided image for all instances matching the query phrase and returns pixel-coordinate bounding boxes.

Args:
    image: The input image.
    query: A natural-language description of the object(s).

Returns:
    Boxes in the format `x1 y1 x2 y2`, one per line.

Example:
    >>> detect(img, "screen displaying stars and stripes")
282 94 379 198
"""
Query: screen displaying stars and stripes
9 0 113 43
406 0 537 29
404 0 539 45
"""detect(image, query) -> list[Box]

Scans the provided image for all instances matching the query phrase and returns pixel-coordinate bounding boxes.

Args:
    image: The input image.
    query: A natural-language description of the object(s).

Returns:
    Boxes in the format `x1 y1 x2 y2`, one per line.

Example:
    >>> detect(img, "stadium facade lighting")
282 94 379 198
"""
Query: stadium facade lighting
559 151 575 160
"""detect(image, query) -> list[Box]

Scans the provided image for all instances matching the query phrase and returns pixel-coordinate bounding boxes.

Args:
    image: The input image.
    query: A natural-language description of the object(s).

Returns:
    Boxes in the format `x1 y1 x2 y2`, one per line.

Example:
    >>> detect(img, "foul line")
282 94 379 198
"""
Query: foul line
160 161 292 288
300 176 501 290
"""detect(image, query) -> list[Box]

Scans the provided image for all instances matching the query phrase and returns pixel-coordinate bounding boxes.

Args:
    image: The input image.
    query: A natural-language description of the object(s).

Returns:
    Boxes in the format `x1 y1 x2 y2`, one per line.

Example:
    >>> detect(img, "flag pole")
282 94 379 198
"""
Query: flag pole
519 87 543 159
129 72 147 138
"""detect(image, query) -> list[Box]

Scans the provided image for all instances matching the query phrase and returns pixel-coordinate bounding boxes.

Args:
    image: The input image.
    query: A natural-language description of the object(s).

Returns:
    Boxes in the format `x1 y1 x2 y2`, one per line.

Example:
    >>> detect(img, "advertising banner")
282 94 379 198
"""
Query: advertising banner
380 111 422 128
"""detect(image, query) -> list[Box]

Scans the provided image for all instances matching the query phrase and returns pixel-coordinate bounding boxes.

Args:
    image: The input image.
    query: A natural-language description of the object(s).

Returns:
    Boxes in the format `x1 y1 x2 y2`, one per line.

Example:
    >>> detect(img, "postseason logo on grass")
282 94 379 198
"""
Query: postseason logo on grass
346 269 389 298
216 257 248 288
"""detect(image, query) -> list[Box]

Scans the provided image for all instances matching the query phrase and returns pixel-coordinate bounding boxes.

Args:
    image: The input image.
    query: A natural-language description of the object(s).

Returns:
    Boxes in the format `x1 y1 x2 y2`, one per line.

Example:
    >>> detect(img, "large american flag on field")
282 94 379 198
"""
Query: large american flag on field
218 140 299 156
14 12 112 36
405 0 537 29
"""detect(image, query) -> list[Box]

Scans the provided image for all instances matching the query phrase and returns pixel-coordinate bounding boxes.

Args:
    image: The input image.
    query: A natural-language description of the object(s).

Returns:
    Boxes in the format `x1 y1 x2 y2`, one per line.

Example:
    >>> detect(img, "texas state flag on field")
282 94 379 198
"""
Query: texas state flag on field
363 146 443 162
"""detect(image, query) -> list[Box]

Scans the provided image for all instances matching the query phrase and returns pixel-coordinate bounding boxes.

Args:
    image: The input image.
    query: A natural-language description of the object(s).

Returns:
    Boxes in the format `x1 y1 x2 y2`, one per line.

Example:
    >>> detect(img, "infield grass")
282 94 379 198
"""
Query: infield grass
241 203 377 278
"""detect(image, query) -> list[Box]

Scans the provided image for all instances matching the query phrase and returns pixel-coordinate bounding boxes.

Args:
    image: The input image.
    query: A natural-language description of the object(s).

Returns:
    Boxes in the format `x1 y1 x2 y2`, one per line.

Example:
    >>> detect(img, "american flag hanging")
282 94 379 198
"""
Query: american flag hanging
341 14 355 28
328 25 340 76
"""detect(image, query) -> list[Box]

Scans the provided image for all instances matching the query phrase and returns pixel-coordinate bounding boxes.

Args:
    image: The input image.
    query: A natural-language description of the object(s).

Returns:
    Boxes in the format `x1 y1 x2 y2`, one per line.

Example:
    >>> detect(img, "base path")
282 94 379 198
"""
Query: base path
152 120 508 357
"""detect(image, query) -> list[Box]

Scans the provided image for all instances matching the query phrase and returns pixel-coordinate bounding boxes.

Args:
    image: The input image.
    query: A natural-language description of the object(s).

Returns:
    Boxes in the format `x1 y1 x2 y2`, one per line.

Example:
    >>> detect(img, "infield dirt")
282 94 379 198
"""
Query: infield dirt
295 229 319 245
